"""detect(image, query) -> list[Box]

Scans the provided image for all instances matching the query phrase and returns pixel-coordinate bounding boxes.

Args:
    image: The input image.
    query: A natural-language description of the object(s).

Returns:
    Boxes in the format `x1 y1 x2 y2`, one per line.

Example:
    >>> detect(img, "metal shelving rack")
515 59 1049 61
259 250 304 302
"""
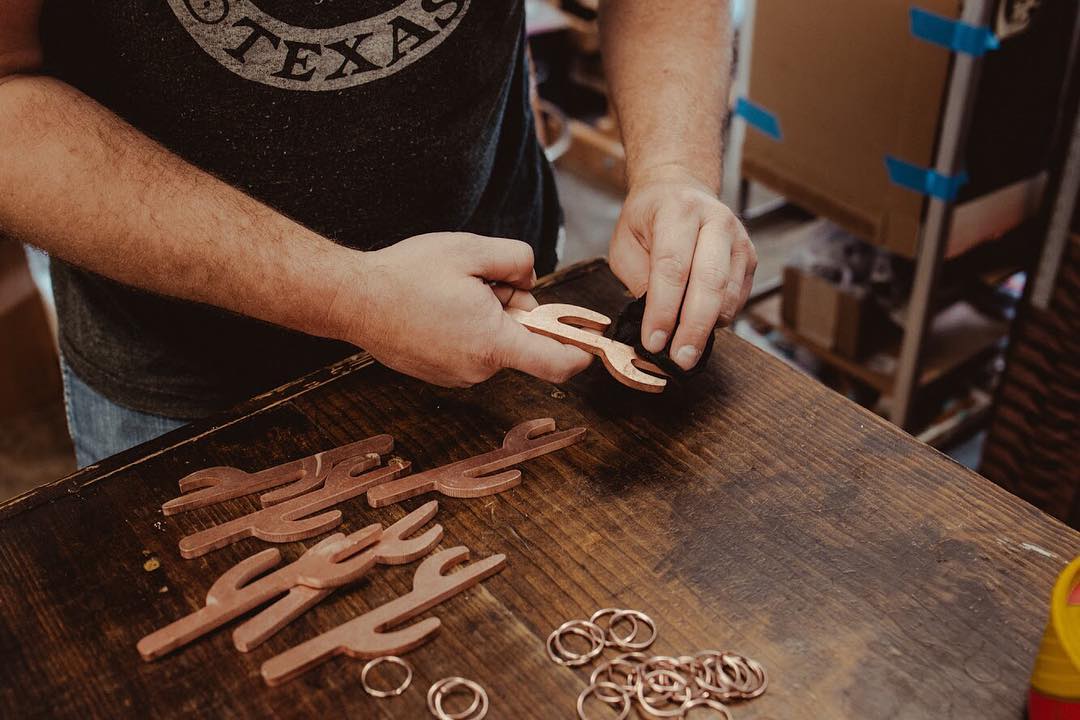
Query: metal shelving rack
890 0 998 429
732 0 1073 436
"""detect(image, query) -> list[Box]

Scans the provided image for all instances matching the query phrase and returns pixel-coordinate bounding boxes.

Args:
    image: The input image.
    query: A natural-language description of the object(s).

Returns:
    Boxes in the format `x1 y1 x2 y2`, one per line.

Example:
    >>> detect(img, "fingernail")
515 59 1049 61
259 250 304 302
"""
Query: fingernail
646 330 668 353
674 345 700 369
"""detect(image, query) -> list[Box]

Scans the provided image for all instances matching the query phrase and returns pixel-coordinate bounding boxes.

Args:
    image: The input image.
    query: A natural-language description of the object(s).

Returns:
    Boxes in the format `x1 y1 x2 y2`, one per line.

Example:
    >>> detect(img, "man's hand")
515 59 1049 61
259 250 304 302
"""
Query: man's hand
330 233 593 388
0 1 584 395
0 70 588 392
598 0 746 371
609 165 756 371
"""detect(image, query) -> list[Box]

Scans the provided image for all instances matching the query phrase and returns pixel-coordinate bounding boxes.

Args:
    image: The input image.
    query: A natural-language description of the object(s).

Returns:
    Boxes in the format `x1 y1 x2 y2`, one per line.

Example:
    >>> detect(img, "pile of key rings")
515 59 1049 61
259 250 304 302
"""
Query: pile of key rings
548 608 658 665
547 608 768 719
358 656 489 719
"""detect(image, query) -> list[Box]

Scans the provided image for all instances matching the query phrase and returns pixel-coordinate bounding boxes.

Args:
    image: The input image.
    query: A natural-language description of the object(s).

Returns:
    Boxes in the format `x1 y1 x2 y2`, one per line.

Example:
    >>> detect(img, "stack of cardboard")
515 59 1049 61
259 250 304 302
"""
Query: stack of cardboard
742 0 1073 259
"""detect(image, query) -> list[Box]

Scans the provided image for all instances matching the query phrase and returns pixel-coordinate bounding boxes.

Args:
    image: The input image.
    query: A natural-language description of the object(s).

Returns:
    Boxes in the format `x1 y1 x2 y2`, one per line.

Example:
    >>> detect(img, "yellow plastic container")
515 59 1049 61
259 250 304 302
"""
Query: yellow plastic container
1030 555 1080 719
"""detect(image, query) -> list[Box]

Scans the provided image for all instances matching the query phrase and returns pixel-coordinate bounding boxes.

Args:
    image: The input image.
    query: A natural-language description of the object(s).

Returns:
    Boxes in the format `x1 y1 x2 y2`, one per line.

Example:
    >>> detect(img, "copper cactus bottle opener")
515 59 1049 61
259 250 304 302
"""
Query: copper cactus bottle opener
138 524 383 661
507 303 668 392
162 434 394 515
367 418 585 508
178 455 409 559
233 500 444 652
260 547 507 686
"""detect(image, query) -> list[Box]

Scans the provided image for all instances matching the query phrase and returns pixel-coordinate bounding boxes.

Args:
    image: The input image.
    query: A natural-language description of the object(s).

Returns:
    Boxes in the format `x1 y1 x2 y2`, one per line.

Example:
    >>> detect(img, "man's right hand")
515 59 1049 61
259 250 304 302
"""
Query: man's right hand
0 0 587 393
326 233 593 388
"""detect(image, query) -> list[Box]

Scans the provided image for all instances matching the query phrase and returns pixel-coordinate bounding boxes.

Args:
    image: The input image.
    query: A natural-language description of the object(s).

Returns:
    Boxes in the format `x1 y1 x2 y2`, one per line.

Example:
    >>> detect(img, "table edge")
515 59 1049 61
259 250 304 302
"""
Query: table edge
4 256 1073 546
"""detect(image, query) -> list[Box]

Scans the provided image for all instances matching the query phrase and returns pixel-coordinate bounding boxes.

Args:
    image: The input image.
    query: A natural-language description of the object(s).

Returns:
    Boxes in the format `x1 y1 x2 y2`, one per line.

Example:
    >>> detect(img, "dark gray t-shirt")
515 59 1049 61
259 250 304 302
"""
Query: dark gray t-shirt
39 0 560 418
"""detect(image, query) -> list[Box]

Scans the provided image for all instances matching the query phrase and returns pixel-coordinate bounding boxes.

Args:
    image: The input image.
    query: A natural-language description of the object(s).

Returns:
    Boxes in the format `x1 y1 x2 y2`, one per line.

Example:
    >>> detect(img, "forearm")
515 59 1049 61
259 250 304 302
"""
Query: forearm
0 74 355 341
598 0 732 193
599 1 753 365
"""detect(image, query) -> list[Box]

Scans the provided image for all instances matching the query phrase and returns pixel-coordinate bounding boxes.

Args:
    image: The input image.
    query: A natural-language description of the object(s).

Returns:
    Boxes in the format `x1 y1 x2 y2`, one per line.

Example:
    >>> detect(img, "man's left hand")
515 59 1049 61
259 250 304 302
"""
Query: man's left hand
609 164 756 371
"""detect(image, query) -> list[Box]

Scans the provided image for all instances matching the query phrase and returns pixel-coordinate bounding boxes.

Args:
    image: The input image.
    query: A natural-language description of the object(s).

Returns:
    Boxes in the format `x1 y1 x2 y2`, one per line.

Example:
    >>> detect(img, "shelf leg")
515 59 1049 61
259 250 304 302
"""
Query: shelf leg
891 0 996 431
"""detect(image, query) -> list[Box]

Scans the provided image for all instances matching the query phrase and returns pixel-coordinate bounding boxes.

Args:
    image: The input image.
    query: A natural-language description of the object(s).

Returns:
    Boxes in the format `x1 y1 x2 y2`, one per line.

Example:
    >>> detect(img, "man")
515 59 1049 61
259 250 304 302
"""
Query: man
0 0 756 467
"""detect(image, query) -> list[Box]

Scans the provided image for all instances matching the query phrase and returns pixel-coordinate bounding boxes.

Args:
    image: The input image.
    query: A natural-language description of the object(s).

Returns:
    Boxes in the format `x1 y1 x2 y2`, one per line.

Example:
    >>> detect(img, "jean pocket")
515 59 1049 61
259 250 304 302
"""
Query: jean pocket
58 355 77 440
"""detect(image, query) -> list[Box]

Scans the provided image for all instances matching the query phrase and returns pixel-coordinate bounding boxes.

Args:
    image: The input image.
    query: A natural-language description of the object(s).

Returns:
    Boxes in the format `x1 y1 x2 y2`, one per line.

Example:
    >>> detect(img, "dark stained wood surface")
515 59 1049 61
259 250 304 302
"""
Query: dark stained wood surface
1 259 1077 719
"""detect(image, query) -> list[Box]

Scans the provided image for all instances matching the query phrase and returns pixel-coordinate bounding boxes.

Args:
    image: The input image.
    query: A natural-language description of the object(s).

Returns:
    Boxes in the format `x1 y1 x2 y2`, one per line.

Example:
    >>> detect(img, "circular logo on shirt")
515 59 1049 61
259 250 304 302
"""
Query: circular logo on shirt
166 0 471 91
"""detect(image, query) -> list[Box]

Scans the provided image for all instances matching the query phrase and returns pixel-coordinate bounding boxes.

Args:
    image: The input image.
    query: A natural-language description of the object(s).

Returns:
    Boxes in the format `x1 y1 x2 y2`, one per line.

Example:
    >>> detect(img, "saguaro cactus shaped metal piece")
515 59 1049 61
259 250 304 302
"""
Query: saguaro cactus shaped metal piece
367 418 586 508
162 434 394 515
138 524 382 661
178 455 409 559
507 303 668 392
260 547 507 686
232 500 445 652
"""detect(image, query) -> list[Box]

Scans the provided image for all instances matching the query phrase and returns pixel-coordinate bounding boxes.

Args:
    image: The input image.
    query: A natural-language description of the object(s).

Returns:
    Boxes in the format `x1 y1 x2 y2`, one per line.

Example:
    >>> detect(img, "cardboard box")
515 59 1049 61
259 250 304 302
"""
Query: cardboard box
742 0 1073 258
780 266 884 360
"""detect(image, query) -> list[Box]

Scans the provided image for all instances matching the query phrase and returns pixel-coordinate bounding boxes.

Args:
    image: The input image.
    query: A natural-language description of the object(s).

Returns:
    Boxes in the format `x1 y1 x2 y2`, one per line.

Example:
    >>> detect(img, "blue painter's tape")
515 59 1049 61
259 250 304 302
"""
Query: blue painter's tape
909 7 1000 56
734 97 782 140
885 156 968 201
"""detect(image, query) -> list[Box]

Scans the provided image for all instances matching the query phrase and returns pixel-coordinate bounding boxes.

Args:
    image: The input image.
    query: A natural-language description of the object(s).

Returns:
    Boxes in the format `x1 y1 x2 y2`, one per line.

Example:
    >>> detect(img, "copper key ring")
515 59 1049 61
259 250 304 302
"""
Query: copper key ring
608 609 657 650
590 607 639 647
430 677 488 720
361 656 412 698
547 620 604 666
427 678 481 719
578 681 631 720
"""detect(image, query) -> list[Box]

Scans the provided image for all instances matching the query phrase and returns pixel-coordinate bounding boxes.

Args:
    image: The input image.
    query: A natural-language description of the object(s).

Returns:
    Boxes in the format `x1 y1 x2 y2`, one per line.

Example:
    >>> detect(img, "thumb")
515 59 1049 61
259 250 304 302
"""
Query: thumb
490 283 540 311
498 319 593 384
458 235 537 289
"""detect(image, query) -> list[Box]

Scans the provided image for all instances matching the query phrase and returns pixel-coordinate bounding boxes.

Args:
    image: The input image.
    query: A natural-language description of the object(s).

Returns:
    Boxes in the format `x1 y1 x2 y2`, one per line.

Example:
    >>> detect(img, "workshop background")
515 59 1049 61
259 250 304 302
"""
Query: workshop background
2 0 1078 522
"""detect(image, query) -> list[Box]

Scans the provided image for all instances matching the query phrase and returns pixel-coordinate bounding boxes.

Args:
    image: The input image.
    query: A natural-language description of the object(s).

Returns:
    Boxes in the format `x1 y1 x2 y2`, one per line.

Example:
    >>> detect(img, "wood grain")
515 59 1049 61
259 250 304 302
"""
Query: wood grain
1 260 1077 719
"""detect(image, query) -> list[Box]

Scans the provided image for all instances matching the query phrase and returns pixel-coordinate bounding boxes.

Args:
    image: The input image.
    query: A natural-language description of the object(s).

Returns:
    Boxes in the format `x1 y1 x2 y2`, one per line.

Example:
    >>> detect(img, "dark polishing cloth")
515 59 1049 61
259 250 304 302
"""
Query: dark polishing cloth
604 294 716 380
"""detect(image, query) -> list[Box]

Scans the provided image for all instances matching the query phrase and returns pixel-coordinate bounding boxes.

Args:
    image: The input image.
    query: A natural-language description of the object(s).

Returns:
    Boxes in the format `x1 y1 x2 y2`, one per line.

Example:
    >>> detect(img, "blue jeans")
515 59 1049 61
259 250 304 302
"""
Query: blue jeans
61 359 187 468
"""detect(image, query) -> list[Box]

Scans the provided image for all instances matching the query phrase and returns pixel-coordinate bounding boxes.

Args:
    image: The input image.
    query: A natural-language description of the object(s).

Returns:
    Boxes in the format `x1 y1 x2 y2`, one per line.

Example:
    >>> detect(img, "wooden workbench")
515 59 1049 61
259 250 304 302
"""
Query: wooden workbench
1 259 1076 718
